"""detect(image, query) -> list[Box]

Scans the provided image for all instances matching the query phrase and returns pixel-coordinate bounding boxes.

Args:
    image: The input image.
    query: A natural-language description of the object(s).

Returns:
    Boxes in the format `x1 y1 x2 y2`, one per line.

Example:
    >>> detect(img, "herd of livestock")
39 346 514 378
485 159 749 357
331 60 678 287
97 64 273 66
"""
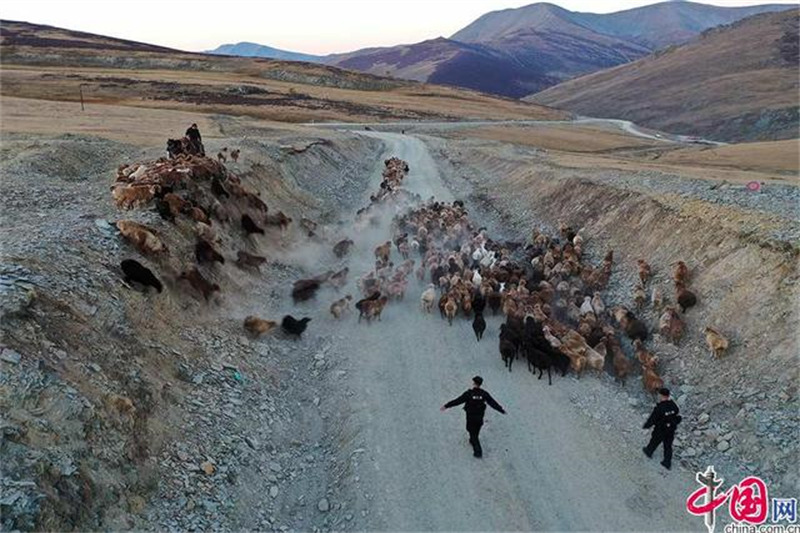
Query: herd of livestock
294 155 731 393
109 126 730 392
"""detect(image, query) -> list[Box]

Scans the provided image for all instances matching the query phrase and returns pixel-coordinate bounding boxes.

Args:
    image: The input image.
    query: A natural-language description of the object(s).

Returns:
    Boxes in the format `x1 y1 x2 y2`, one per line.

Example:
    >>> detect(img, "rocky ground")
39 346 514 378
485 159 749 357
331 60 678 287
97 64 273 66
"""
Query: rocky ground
1 123 797 532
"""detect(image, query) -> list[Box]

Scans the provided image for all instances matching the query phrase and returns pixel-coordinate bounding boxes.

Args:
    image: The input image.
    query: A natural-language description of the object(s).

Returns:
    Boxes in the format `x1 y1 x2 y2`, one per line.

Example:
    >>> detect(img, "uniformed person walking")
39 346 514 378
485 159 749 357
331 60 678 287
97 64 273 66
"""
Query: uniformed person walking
441 376 506 458
642 387 682 470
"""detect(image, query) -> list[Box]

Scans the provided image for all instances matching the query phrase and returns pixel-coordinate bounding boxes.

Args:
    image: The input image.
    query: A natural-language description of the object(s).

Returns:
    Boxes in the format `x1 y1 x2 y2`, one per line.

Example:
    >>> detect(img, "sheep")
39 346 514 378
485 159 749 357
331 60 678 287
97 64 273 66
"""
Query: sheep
281 315 311 338
356 292 381 322
559 330 588 377
637 259 651 285
642 366 664 394
292 278 321 302
374 241 392 264
675 281 697 312
659 306 684 343
195 238 225 264
704 326 729 359
472 312 486 341
591 292 605 316
614 307 648 342
179 267 220 301
235 251 267 271
651 286 664 311
499 338 516 372
673 260 689 284
120 259 162 293
633 283 647 309
330 295 353 319
244 316 277 337
608 336 631 385
362 295 389 322
241 214 265 235
188 206 210 225
585 338 606 374
579 296 594 316
333 238 354 258
444 296 458 326
230 149 240 162
420 284 436 313
217 152 227 163
633 339 659 369
265 211 293 233
116 220 167 255
112 184 160 209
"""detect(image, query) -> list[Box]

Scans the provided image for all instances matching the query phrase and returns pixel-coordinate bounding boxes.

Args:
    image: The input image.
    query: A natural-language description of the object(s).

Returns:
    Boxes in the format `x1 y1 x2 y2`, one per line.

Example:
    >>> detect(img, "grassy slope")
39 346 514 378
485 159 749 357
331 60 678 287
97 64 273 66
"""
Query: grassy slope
0 20 567 123
528 9 799 142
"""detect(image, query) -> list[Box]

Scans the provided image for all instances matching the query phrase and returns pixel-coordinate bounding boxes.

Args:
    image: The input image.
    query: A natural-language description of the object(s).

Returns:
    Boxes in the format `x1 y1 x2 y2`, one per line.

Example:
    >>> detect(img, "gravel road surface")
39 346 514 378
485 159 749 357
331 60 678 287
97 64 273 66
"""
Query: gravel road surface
312 131 700 531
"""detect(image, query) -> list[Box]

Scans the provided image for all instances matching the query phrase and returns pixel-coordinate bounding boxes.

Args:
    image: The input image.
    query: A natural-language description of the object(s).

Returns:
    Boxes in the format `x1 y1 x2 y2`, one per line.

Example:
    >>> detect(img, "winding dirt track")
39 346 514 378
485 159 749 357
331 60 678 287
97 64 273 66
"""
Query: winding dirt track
314 132 700 532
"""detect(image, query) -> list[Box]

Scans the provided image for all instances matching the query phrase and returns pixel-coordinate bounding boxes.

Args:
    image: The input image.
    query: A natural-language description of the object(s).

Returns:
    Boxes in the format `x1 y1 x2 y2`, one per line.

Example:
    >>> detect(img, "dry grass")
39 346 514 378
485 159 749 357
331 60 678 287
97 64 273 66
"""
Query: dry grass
654 140 799 175
452 123 798 184
456 123 659 152
0 95 224 145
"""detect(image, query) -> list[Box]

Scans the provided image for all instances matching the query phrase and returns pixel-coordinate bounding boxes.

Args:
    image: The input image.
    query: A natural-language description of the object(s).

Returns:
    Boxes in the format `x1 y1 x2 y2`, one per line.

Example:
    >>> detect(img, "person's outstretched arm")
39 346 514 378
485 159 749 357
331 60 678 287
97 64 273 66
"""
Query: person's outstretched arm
643 406 658 429
442 391 468 410
484 392 506 414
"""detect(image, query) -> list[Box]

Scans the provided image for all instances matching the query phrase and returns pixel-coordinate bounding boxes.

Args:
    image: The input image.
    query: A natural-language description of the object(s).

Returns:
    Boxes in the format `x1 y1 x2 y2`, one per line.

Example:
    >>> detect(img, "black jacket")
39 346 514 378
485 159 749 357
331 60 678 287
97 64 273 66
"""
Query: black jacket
643 399 681 432
445 388 506 418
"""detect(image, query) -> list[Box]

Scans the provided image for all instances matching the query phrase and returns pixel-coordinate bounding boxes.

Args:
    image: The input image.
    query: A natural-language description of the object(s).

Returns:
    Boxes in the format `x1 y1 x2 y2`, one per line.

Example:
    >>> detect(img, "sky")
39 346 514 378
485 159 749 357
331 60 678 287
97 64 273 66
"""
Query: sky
2 0 797 55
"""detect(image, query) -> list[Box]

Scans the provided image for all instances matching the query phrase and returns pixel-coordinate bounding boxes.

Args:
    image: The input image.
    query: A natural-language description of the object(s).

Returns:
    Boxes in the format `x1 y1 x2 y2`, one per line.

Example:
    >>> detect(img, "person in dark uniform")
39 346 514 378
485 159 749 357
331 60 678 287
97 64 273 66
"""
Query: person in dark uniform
642 388 682 470
441 376 506 458
185 123 205 155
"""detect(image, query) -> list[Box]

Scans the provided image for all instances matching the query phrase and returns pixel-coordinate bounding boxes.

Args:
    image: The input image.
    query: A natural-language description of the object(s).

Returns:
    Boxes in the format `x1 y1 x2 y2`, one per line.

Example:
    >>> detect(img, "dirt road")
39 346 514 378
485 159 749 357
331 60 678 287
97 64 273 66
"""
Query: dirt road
309 131 700 531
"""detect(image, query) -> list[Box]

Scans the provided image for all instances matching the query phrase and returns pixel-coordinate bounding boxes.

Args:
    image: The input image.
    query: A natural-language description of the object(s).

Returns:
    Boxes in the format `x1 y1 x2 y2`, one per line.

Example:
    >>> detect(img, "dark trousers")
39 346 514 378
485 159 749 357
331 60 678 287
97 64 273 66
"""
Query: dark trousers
644 428 675 467
466 415 484 457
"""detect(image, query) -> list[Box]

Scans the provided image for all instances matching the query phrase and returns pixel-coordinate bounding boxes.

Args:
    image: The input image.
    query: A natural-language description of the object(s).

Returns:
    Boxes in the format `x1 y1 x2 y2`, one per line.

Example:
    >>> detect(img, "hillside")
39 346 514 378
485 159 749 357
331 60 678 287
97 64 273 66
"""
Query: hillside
326 37 562 98
208 42 324 63
324 1 788 98
529 9 800 142
0 20 566 122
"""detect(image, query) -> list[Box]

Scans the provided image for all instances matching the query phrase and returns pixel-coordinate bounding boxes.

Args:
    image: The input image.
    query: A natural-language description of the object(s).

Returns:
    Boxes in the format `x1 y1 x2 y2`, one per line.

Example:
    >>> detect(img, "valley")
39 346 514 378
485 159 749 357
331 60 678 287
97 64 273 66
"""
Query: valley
0 11 798 533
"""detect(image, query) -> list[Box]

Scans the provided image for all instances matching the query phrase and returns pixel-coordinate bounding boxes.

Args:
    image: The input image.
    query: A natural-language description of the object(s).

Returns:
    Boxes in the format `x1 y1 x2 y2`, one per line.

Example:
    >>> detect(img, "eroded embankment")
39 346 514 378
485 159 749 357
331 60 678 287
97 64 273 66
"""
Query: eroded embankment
0 128 381 531
427 135 800 495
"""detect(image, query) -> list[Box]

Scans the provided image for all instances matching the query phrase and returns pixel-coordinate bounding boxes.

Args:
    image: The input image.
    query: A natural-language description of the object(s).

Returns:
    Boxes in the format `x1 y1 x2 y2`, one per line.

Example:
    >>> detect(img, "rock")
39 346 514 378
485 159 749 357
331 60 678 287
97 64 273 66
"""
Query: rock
627 398 639 407
683 447 697 458
246 436 259 450
318 498 330 512
698 412 710 424
0 348 21 365
201 461 216 475
717 440 730 452
269 461 282 473
270 486 279 499
88 363 101 372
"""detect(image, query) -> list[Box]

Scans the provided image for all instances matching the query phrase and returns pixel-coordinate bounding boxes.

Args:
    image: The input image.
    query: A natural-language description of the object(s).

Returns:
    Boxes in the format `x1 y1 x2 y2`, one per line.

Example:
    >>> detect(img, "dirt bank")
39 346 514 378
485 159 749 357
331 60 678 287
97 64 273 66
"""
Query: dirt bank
0 126 380 531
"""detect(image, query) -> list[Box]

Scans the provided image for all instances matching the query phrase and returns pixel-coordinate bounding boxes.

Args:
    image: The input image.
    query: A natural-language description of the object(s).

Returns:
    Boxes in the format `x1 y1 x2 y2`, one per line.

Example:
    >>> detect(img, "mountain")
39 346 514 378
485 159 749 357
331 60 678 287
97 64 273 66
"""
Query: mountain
325 37 559 98
452 1 790 49
529 9 799 142
207 42 324 63
326 1 791 98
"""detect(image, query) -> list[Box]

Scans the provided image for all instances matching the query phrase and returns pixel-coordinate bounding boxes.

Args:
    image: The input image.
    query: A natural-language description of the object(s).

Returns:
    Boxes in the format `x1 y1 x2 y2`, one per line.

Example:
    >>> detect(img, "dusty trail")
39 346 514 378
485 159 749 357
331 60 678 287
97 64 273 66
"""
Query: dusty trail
302 131 701 531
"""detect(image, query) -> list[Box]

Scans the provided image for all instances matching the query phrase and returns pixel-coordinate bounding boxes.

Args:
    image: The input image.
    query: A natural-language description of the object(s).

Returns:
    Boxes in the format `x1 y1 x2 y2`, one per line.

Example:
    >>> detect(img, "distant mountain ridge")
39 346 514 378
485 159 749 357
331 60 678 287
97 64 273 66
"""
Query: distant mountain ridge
322 1 792 98
207 42 324 63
